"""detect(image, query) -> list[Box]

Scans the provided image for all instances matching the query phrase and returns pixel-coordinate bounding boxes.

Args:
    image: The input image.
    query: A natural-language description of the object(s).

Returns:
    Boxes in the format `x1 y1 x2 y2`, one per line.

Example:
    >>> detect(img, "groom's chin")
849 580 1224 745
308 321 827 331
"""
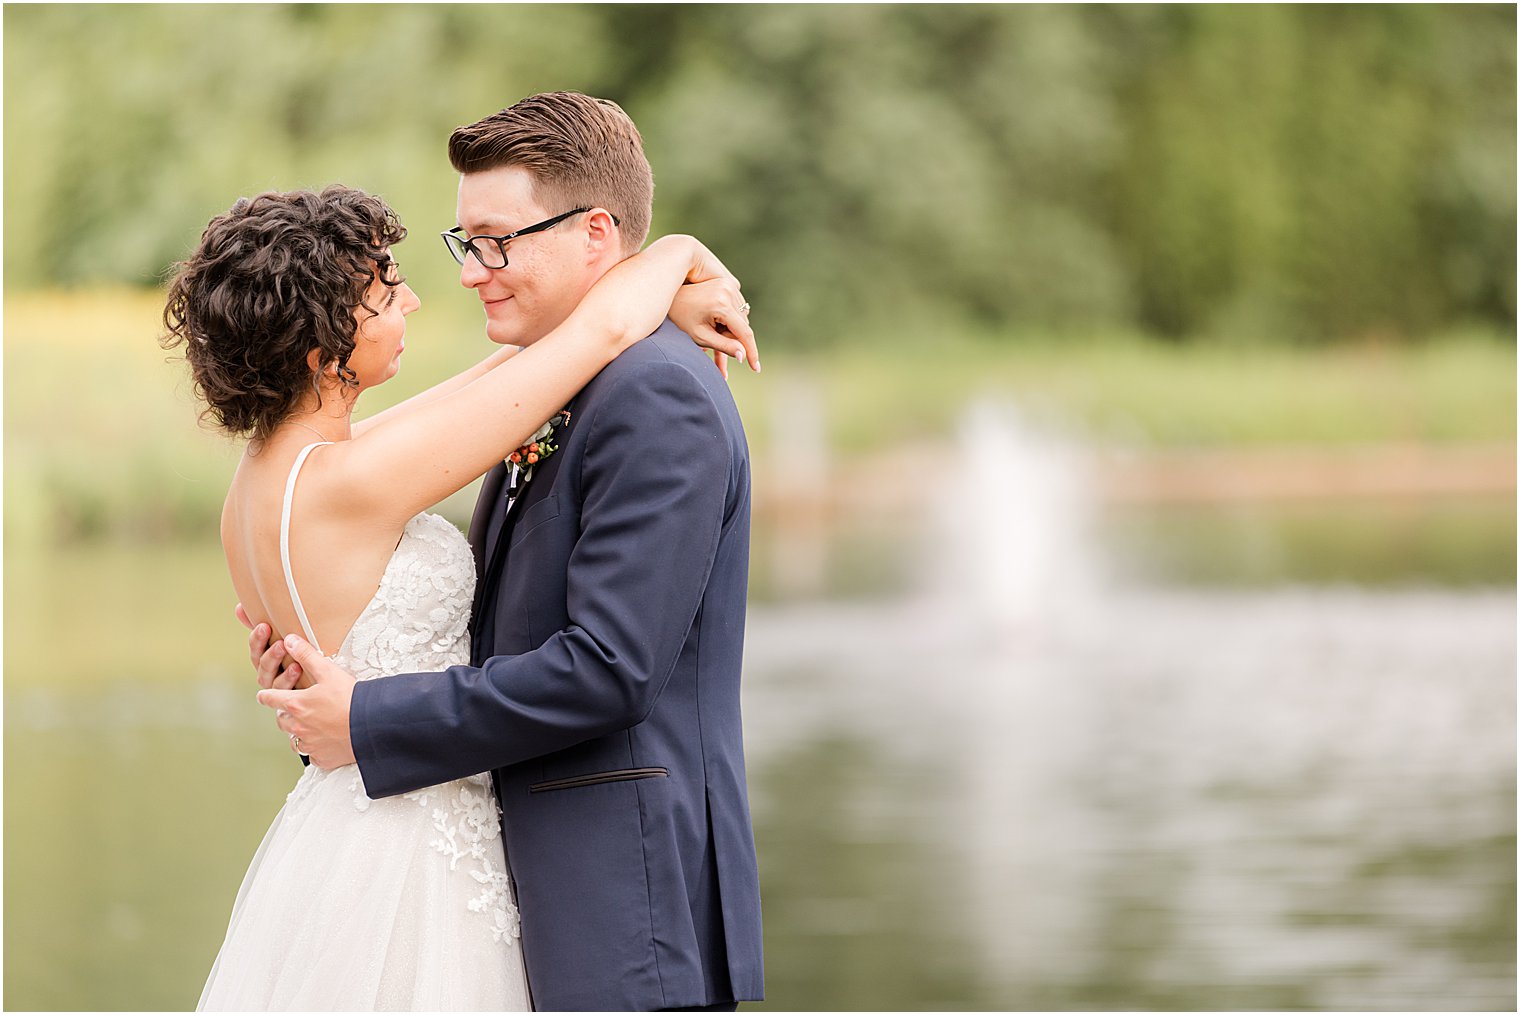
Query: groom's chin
483 317 520 347
486 318 554 348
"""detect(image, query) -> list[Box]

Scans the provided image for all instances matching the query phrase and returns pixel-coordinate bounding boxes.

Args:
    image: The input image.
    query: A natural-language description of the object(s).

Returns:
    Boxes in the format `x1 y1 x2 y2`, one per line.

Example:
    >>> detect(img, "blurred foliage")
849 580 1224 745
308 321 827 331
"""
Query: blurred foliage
4 3 1515 344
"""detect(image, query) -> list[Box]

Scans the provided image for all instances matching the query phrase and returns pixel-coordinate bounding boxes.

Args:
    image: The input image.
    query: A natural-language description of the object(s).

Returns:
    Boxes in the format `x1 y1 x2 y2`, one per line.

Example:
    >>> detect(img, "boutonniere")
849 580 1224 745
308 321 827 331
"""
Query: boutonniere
508 408 571 484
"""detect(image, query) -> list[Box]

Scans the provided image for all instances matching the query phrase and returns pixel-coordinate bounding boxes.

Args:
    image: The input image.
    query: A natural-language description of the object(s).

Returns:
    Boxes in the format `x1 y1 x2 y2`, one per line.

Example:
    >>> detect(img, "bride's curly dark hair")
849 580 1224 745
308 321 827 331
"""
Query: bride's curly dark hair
162 185 407 443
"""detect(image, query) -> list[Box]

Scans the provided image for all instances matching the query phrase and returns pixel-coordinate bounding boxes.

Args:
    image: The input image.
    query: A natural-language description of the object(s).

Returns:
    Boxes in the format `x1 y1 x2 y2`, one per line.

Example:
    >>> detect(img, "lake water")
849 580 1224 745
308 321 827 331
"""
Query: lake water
5 412 1514 1011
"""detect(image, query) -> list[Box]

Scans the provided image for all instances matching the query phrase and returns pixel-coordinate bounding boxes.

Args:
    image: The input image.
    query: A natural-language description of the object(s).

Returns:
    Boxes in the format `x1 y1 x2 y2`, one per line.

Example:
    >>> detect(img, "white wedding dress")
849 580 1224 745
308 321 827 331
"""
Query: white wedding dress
198 443 532 1011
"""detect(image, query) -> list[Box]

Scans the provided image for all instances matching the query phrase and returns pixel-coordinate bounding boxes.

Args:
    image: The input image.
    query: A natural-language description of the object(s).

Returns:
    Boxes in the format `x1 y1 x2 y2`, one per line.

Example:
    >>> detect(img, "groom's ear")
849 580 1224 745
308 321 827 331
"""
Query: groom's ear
582 208 620 260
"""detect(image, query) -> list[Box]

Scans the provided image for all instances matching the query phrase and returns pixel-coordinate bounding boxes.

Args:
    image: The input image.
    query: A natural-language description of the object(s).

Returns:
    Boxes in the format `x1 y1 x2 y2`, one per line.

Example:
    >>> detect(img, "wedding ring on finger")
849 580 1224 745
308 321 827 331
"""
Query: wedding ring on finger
737 302 751 316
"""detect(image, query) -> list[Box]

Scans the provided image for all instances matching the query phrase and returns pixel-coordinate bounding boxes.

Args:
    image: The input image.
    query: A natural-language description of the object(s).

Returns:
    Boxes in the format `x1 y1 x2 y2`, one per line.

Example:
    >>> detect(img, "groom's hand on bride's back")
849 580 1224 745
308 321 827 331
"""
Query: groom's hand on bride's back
254 635 359 770
235 603 309 691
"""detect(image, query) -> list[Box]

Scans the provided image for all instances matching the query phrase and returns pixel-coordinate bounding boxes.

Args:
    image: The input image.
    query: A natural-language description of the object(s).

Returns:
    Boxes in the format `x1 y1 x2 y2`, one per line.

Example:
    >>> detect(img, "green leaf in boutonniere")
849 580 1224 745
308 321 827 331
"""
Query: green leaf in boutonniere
507 408 571 479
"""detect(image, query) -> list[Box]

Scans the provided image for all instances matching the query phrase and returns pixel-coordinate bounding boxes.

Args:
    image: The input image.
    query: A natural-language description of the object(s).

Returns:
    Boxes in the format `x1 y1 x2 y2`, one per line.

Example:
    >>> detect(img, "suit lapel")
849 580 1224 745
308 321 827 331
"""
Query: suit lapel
480 465 538 602
469 461 509 582
470 400 583 653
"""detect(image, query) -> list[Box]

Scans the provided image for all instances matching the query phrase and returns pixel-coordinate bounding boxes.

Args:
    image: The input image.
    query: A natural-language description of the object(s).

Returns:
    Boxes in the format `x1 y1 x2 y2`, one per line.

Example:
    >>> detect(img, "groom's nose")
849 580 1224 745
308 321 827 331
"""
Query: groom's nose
459 253 492 288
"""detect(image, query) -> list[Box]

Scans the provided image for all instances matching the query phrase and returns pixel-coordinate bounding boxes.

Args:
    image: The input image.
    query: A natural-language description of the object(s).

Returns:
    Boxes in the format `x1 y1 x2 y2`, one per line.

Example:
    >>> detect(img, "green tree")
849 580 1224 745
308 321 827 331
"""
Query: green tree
5 4 1514 344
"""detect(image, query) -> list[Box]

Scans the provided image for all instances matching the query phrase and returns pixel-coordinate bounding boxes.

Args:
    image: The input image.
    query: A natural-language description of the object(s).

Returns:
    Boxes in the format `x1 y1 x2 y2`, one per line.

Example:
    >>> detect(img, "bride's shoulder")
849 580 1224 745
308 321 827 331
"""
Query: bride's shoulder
264 440 376 517
223 441 383 542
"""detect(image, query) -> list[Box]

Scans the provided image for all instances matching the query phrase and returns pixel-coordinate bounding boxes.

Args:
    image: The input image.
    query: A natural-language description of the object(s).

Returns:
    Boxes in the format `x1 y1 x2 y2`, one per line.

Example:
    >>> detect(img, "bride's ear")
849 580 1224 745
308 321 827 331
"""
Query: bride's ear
307 348 340 379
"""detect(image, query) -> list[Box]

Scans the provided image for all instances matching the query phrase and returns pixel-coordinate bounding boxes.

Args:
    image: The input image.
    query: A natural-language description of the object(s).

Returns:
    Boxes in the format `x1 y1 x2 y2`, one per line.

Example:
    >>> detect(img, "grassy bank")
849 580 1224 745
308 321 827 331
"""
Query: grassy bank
5 289 1515 544
771 328 1517 454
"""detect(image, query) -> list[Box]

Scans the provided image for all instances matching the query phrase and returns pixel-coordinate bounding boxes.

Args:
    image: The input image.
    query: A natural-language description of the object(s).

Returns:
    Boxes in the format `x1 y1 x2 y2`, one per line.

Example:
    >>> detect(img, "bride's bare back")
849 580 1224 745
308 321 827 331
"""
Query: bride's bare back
221 438 409 665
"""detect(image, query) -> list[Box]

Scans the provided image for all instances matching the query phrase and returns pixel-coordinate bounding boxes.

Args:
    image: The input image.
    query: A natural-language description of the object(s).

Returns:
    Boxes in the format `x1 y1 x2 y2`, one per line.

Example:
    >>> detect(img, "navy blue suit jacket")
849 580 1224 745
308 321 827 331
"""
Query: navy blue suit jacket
350 322 763 1011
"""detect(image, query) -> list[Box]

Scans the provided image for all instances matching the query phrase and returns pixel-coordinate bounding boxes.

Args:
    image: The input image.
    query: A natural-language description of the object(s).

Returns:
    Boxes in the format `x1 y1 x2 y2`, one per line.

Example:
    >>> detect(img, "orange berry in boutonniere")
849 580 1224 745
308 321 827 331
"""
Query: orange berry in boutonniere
508 408 570 478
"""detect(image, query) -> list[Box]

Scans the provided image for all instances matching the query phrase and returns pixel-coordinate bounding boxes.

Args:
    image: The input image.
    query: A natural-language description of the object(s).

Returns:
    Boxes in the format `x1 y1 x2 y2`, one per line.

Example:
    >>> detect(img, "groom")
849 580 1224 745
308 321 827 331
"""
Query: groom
252 92 763 1012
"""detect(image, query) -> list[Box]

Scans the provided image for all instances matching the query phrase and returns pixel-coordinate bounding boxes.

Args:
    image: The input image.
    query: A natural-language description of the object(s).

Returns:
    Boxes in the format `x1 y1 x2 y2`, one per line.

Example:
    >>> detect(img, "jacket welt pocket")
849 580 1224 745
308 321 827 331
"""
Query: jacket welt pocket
508 494 561 548
529 767 669 793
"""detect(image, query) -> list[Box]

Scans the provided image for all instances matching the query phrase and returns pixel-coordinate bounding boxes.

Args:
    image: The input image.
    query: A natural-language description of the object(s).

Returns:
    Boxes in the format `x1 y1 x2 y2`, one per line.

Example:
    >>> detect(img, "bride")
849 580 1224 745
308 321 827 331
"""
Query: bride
164 185 755 1010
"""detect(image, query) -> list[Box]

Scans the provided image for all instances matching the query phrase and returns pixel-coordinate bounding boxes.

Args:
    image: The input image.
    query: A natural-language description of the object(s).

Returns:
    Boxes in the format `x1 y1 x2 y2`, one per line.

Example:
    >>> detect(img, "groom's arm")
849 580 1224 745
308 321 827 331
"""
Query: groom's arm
349 358 732 798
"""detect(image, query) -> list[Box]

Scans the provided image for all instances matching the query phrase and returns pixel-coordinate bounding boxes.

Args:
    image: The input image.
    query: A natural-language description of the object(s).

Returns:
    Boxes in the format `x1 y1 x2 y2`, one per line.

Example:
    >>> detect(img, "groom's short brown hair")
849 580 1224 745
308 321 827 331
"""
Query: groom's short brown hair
448 92 653 257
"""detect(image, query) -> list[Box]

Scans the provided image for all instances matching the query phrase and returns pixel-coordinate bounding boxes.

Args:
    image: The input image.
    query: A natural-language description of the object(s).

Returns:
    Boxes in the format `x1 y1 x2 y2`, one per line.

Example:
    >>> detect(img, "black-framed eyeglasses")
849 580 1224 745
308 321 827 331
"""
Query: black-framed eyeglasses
440 208 620 269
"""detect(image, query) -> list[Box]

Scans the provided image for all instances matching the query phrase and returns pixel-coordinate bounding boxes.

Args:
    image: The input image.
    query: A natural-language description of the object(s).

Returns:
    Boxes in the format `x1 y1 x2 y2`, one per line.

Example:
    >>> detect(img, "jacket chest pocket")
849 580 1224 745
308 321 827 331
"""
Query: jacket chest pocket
507 493 563 550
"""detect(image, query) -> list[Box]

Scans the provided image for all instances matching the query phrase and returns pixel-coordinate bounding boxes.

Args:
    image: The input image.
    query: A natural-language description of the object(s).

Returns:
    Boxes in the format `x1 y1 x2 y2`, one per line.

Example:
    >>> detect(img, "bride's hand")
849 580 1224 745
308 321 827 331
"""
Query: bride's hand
237 603 313 691
670 278 759 379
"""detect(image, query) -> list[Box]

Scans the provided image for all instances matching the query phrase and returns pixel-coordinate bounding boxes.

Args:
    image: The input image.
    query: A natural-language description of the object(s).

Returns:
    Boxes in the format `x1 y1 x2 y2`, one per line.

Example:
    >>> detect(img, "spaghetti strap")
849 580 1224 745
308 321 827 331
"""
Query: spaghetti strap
280 441 332 653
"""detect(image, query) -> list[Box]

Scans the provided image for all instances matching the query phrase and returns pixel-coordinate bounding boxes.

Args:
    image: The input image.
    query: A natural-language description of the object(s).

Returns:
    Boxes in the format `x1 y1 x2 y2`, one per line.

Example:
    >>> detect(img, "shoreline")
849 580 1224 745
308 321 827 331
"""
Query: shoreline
755 441 1518 514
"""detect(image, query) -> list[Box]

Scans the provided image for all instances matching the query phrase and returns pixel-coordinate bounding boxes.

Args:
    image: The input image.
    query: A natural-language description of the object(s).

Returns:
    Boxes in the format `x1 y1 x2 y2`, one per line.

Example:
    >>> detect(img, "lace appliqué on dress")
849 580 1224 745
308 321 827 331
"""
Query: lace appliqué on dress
337 513 476 682
390 775 521 940
426 780 522 942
